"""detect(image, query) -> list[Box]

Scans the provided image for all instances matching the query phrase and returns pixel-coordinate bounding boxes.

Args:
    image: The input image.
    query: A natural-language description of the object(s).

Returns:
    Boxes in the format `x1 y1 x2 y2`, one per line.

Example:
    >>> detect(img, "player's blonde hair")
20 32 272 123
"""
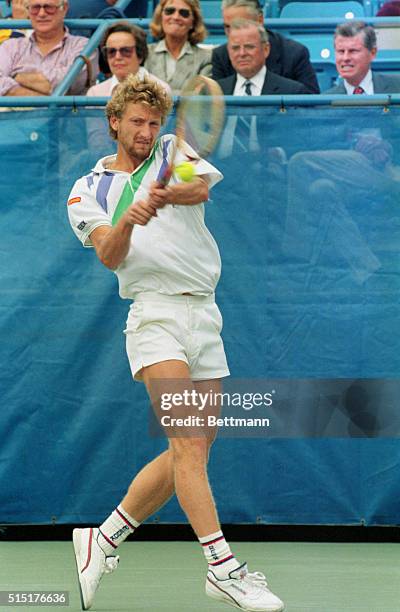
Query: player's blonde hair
106 75 173 140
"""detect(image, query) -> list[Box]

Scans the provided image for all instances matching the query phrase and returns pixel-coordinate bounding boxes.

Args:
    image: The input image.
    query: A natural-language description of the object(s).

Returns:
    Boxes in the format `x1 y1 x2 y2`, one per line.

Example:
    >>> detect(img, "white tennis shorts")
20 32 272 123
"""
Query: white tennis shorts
124 293 230 382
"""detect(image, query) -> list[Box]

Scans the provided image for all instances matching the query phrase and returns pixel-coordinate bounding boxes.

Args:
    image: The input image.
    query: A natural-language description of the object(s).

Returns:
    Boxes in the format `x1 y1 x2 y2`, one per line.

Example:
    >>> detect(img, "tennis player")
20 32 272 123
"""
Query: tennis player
67 74 284 612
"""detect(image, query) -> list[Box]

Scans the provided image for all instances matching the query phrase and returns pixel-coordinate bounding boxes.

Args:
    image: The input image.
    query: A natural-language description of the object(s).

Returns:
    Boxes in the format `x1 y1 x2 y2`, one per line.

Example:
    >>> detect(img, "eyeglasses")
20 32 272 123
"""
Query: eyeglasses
28 2 63 15
102 46 137 59
230 44 259 53
163 6 191 18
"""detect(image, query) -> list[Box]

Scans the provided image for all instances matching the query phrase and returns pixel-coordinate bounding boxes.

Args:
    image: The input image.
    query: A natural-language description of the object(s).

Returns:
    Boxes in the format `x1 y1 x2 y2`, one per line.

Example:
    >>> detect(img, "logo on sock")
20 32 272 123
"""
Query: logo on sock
110 525 129 541
209 545 219 561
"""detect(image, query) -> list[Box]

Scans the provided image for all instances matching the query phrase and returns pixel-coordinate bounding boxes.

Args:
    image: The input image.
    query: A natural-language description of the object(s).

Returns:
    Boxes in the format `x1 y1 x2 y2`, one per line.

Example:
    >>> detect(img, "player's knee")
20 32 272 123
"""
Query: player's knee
170 437 208 465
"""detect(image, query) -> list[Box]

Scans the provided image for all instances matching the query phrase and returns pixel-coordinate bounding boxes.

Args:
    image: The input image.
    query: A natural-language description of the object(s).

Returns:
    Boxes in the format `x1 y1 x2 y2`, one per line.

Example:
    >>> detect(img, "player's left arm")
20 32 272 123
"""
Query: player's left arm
148 176 209 207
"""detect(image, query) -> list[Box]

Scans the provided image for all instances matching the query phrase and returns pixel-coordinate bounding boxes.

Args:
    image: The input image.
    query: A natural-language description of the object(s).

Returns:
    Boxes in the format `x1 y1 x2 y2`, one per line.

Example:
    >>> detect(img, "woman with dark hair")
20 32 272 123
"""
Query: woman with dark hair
87 22 169 97
145 0 212 94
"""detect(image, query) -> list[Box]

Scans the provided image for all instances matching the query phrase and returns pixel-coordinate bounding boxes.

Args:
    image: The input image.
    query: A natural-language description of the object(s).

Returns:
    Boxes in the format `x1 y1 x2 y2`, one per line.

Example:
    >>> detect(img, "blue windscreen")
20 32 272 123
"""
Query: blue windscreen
1 103 399 525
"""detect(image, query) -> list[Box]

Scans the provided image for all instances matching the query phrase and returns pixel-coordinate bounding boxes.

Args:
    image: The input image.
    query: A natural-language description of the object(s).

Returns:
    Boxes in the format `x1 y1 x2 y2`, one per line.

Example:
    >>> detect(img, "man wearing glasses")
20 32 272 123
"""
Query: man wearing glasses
212 0 319 94
0 0 98 96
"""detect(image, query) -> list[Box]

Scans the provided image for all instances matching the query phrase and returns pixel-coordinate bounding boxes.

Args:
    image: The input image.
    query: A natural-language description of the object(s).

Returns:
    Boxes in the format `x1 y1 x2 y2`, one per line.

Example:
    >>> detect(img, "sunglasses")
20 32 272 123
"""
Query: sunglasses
102 46 137 59
163 6 191 18
28 2 63 15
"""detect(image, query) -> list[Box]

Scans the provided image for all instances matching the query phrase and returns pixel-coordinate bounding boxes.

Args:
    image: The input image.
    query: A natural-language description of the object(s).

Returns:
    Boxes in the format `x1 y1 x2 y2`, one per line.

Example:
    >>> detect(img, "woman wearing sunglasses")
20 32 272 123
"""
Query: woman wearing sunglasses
145 0 211 95
87 22 169 97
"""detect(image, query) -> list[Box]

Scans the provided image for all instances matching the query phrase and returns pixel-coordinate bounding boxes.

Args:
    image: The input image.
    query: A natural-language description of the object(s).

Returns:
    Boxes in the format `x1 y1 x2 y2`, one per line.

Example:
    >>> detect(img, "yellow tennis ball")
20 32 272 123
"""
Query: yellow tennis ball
175 161 195 182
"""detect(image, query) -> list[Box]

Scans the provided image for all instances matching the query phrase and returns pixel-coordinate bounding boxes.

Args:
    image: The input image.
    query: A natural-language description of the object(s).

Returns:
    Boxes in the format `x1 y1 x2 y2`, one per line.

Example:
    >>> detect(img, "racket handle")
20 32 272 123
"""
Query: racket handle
158 164 173 187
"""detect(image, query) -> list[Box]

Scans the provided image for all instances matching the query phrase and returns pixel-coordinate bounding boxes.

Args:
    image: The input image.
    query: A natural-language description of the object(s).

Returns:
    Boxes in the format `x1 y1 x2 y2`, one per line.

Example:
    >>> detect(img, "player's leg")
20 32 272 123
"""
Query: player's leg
72 360 216 611
142 360 221 535
120 448 174 521
143 361 284 612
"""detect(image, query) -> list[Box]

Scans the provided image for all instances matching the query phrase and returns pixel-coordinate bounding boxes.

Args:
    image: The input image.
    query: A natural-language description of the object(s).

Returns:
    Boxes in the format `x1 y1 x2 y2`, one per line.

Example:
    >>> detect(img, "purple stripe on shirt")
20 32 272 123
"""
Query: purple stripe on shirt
96 172 114 212
86 173 94 189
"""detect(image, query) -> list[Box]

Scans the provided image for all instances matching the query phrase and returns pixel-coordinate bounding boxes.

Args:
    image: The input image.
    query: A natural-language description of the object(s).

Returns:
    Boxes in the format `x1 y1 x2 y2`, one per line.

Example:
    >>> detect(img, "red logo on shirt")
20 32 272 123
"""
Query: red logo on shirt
68 197 81 206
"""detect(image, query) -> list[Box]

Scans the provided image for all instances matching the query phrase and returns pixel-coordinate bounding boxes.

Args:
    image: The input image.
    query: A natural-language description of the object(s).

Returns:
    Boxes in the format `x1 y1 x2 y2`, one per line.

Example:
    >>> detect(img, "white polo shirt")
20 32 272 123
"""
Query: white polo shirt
67 134 223 299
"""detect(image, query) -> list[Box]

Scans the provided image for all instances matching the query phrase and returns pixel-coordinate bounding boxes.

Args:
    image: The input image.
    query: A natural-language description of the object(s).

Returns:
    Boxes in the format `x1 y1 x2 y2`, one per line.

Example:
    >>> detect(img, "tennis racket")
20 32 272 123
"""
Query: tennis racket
158 75 225 186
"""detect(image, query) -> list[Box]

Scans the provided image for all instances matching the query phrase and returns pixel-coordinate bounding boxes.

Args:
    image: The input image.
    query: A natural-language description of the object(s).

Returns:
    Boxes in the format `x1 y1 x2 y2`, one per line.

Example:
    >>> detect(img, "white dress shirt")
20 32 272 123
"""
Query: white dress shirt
343 69 374 95
233 66 267 97
219 66 266 156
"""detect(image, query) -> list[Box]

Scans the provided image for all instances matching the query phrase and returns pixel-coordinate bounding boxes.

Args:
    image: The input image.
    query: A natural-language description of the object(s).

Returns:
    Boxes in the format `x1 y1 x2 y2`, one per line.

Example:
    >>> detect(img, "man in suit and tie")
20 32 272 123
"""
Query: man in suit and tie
217 19 310 95
212 0 319 93
324 21 400 94
216 19 303 217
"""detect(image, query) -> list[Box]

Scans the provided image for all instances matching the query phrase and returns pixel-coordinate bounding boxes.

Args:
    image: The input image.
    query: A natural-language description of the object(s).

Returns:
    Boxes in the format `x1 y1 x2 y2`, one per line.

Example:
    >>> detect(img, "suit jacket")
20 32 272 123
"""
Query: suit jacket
324 72 400 94
212 30 320 93
217 70 310 95
144 40 212 95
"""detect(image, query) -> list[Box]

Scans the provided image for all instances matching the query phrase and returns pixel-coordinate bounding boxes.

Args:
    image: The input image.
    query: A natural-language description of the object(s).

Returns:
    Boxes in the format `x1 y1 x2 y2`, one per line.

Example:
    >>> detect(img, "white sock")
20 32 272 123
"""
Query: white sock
199 530 239 578
97 505 140 556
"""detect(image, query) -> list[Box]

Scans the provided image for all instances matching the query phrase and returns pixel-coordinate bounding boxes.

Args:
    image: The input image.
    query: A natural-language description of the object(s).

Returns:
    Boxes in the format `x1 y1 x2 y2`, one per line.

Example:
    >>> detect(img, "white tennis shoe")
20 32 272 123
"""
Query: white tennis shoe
206 562 284 611
73 527 119 610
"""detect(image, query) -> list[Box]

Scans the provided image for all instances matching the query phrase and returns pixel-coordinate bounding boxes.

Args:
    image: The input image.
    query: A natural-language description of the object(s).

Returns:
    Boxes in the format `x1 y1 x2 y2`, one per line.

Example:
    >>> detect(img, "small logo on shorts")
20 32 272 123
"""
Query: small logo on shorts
77 221 87 231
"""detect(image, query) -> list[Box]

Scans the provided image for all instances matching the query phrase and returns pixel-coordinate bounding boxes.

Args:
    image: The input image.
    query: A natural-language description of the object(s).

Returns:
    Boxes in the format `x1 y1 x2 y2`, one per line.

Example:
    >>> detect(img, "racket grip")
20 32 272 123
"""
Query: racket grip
158 164 173 187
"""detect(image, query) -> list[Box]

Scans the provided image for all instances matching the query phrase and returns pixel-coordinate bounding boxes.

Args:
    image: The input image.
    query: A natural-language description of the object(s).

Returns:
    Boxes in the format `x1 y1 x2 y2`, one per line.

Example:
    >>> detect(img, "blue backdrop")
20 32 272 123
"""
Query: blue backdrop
1 103 400 525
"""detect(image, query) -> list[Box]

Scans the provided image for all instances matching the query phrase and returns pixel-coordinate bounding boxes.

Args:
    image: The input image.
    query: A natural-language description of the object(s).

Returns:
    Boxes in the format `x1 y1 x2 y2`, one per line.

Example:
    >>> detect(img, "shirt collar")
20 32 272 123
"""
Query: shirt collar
93 155 119 173
343 69 374 95
30 26 69 49
109 74 120 92
154 38 193 58
93 139 161 174
236 65 266 95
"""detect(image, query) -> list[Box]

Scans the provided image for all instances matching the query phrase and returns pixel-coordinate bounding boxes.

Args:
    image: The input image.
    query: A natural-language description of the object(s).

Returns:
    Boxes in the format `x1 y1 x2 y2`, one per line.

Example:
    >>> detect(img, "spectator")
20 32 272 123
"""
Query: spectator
6 0 28 17
67 0 148 18
87 22 170 96
0 1 29 45
218 19 310 94
144 0 211 95
0 0 98 96
324 21 400 94
217 20 306 160
376 0 400 15
212 0 320 93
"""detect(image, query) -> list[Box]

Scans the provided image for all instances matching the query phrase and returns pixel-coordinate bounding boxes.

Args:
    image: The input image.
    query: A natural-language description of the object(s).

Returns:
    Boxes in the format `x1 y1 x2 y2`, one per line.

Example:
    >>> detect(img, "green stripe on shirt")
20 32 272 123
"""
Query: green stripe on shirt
111 143 159 226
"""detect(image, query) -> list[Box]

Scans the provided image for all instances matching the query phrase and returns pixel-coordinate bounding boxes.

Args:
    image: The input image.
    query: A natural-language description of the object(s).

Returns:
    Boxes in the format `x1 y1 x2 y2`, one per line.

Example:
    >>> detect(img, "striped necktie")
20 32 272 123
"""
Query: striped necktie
353 86 365 94
244 80 252 96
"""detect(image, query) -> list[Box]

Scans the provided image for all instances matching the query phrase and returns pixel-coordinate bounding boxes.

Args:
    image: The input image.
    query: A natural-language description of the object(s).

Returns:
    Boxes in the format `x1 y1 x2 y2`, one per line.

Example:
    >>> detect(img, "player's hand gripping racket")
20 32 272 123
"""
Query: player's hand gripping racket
158 75 225 186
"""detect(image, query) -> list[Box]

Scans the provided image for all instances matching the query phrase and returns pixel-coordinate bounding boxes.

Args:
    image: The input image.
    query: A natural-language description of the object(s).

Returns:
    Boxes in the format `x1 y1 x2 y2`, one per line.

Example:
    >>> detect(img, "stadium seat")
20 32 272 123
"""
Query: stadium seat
294 34 335 62
373 0 389 13
279 1 365 18
313 62 338 90
0 0 10 17
264 0 281 17
200 0 222 18
292 34 336 90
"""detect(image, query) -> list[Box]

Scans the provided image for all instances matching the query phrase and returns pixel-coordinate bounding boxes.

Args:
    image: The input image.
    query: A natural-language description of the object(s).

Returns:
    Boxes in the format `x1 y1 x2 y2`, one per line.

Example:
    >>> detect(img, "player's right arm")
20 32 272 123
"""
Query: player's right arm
90 200 157 270
68 176 158 270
